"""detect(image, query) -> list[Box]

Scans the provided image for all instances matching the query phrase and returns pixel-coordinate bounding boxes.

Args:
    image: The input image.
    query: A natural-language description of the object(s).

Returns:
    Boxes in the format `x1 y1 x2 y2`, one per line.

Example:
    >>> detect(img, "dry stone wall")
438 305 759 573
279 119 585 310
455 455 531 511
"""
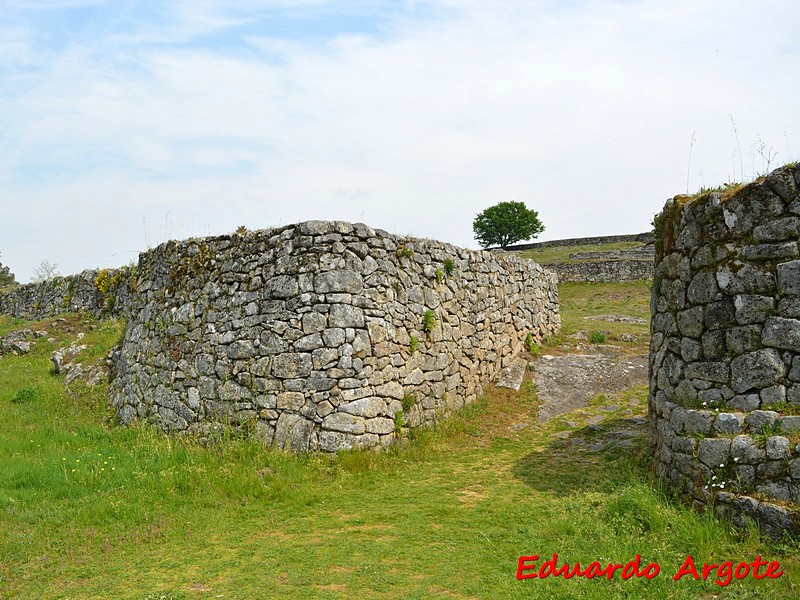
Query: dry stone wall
0 221 559 452
649 163 800 538
505 232 654 251
0 268 137 320
546 259 652 283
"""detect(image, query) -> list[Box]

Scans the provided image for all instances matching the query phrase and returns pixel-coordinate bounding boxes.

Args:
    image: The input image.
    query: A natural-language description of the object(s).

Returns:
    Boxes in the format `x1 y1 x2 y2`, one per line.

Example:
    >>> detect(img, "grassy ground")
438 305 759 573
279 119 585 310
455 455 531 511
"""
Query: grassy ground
1 286 798 599
514 241 645 265
542 280 652 356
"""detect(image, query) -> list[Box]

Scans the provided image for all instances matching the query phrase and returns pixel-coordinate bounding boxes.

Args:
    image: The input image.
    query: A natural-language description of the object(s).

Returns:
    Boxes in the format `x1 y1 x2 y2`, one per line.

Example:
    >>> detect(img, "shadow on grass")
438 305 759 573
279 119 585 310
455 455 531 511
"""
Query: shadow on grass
511 417 650 495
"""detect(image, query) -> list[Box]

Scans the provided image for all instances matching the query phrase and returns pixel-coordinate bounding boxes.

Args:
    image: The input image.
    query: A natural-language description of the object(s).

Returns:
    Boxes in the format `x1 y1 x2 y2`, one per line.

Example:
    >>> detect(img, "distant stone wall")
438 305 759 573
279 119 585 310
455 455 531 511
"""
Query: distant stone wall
0 268 137 320
0 221 560 452
546 260 652 283
649 164 800 538
505 232 654 251
568 246 654 261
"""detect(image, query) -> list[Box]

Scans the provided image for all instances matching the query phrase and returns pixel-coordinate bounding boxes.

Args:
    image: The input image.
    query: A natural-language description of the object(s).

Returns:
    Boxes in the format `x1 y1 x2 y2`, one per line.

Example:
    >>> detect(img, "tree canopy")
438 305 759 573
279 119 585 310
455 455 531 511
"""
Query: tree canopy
0 253 17 287
472 201 544 249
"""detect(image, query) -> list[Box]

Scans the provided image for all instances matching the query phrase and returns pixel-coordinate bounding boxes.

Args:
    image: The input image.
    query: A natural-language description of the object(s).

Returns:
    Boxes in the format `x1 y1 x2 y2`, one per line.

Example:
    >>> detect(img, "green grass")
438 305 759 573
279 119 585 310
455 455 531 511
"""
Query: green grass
0 286 798 599
515 241 645 265
546 280 652 354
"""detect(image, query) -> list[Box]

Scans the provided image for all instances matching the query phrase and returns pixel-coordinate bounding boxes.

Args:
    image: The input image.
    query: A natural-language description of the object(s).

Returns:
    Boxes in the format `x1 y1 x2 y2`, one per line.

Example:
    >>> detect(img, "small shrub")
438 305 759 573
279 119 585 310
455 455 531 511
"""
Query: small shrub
589 331 607 344
435 268 444 283
235 225 248 236
401 394 416 412
94 269 111 295
409 335 419 354
11 387 38 404
398 246 414 259
422 310 436 333
524 332 540 356
443 258 455 277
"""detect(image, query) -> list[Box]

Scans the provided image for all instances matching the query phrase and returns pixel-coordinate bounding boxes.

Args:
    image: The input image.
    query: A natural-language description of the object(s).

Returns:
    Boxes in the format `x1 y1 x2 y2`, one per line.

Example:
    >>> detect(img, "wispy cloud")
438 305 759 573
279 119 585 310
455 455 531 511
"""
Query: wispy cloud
1 0 798 280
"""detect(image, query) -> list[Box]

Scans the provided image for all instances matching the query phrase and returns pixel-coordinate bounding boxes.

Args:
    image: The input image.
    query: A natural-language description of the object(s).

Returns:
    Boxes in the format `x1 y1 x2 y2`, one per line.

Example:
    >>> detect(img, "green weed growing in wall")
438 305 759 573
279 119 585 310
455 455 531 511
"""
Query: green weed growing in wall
401 394 416 412
422 310 436 333
393 411 406 437
443 258 455 277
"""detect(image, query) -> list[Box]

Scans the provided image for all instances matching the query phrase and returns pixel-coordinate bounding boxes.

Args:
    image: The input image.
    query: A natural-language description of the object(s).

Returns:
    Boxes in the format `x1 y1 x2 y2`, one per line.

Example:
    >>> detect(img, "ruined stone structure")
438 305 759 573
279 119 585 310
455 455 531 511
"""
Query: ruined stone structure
649 163 800 538
0 221 560 452
505 233 655 283
505 232 654 251
545 259 652 283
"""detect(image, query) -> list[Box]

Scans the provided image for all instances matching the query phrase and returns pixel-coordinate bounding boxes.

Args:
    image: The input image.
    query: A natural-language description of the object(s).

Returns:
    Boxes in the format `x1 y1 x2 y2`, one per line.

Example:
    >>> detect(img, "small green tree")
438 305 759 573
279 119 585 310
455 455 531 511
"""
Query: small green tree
0 253 17 287
473 201 544 249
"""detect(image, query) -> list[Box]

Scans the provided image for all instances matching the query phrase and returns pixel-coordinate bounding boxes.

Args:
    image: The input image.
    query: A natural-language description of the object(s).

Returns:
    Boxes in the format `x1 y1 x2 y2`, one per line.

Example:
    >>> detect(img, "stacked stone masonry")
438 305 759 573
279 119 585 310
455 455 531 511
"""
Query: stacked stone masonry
649 163 800 538
505 232 654 251
0 268 138 319
546 259 652 283
0 221 560 452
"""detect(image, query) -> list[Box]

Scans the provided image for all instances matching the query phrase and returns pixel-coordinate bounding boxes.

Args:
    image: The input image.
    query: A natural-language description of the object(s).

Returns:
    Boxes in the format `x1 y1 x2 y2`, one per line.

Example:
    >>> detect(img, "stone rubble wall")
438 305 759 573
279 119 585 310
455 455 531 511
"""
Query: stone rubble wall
546 259 652 283
8 220 554 453
568 246 655 261
505 232 654 251
649 163 800 539
0 268 137 320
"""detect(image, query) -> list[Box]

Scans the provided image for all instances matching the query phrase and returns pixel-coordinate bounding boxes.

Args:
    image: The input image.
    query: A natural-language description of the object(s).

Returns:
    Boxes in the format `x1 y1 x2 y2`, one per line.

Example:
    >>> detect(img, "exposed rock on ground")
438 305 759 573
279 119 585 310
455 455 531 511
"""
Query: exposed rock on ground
583 314 648 324
531 350 648 423
0 328 47 357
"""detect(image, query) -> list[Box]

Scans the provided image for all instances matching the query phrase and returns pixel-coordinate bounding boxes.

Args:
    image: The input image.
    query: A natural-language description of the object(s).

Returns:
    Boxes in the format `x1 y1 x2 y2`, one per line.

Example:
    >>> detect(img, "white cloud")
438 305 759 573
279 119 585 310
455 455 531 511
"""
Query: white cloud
1 0 799 281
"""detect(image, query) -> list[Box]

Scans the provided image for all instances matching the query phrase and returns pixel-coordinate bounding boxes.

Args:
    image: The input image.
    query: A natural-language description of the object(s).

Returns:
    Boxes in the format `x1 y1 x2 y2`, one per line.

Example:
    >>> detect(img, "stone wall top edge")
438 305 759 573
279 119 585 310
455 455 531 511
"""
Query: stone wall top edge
663 162 800 211
134 220 552 271
1 221 552 305
503 232 654 251
0 267 122 298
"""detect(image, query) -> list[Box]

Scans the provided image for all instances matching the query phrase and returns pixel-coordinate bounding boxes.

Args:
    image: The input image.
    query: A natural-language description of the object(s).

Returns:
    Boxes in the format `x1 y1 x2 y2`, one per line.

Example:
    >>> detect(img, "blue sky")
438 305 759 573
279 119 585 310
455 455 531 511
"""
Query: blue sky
1 0 799 281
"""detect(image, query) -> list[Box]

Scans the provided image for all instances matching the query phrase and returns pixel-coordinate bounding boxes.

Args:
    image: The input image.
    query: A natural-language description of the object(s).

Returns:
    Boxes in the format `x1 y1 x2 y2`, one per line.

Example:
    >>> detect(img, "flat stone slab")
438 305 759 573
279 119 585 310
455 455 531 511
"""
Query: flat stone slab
583 314 648 324
495 357 528 390
532 352 648 423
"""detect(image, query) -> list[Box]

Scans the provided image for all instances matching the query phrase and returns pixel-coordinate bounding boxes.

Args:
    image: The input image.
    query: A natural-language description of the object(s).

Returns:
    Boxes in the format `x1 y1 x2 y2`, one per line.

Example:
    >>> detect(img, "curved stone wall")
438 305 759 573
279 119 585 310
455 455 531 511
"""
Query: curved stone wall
649 163 800 538
0 222 560 452
98 221 559 452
